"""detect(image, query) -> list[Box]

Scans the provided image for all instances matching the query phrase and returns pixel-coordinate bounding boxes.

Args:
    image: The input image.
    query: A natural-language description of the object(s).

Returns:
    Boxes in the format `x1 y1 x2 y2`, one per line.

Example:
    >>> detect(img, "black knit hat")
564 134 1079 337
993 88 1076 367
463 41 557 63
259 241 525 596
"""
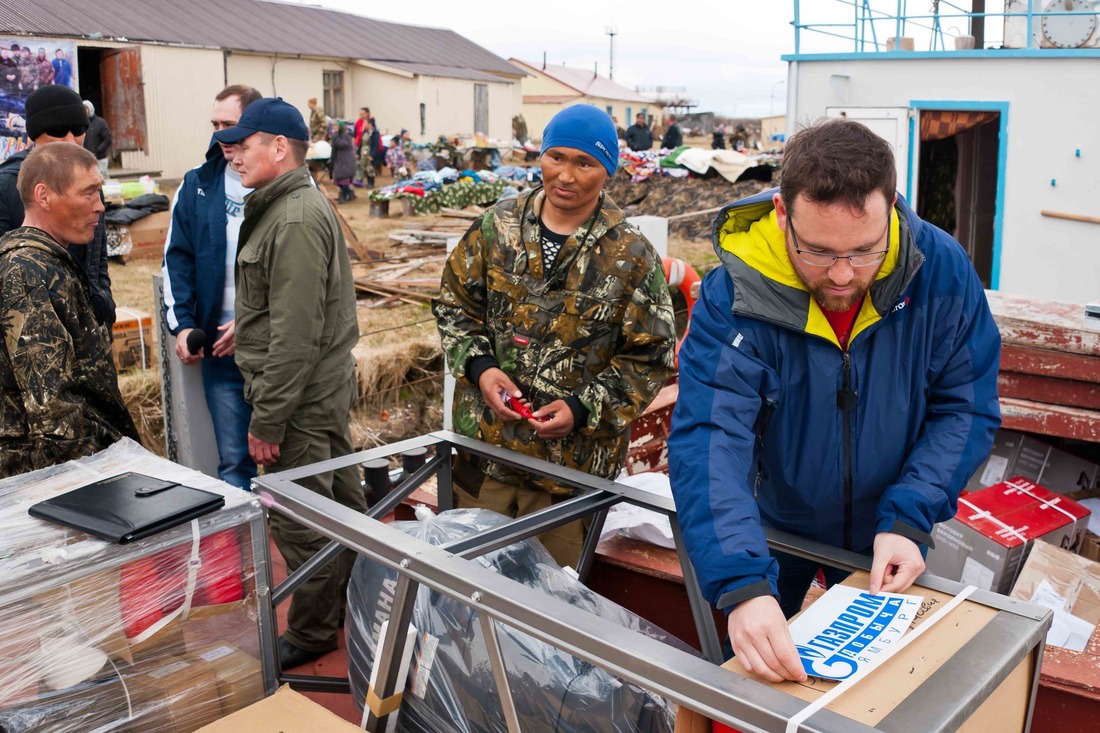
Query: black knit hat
25 85 89 140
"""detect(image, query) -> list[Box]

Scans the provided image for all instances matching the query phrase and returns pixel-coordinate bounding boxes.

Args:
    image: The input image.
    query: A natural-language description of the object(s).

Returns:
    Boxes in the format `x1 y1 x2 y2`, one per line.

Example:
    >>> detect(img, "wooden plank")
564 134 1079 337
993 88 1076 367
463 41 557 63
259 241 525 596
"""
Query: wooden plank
999 372 1100 410
1001 344 1100 382
1041 210 1100 225
1000 398 1100 442
986 290 1100 357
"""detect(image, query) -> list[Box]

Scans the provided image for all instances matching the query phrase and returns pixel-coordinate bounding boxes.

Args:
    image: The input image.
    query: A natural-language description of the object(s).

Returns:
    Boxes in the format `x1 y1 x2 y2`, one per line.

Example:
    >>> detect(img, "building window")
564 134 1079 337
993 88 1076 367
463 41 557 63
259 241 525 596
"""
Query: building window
323 70 344 119
625 106 632 123
606 105 613 117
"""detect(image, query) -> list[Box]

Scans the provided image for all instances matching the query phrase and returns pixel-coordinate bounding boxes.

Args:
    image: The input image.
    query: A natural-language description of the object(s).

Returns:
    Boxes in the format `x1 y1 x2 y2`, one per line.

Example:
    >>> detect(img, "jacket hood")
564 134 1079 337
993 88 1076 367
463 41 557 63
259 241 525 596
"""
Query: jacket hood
710 186 925 347
0 226 72 261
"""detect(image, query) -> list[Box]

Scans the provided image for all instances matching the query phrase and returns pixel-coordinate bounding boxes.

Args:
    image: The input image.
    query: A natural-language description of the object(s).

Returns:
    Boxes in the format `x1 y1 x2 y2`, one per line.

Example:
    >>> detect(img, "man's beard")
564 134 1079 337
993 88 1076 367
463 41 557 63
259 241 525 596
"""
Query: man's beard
809 281 867 312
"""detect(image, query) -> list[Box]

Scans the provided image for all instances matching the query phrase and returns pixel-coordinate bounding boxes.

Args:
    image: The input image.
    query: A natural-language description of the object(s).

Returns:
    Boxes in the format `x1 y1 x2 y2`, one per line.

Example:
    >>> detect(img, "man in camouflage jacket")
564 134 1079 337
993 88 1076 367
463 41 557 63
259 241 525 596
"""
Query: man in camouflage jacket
0 144 137 476
434 104 676 567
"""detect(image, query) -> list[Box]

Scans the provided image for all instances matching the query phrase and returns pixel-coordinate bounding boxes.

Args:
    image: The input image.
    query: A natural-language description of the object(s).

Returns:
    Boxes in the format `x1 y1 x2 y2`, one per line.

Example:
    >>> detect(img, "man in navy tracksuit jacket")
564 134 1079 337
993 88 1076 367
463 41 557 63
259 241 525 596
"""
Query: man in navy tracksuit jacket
162 85 262 489
668 119 1000 682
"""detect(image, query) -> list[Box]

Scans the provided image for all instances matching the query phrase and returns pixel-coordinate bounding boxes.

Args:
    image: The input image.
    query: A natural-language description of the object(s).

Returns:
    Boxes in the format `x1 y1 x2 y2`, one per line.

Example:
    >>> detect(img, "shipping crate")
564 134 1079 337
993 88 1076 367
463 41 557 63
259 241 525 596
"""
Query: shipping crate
676 570 1048 733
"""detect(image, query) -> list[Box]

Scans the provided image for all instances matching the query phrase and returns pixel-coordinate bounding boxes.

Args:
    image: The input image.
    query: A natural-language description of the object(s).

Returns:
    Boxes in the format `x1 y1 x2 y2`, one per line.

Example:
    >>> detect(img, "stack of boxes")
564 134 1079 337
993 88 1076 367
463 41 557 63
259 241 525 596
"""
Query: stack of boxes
0 439 273 732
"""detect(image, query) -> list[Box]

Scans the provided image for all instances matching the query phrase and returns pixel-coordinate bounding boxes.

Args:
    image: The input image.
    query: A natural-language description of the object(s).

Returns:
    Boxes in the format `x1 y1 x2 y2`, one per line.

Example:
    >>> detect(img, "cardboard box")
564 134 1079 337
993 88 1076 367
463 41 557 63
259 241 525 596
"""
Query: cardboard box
188 644 264 717
1082 531 1100 563
675 571 1036 733
127 654 223 733
120 210 171 260
1010 540 1100 650
927 478 1092 593
967 428 1099 496
112 307 156 372
196 684 364 732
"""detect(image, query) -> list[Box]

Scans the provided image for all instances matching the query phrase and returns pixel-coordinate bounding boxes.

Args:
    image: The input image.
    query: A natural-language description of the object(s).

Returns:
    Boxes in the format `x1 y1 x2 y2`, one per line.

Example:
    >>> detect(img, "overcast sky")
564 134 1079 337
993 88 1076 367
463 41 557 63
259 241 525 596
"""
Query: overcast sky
297 1 808 118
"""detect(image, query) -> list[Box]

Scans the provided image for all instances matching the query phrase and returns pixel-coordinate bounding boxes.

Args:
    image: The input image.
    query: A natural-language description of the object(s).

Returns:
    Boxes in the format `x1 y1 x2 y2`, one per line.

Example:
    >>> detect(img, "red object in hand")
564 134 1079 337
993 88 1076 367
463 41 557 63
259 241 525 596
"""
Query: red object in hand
500 390 545 421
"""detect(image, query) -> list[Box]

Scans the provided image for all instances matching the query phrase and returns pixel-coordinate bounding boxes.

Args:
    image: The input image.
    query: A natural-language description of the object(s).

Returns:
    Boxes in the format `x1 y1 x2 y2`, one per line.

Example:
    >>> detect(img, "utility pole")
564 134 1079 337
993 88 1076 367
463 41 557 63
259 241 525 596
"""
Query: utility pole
606 27 617 80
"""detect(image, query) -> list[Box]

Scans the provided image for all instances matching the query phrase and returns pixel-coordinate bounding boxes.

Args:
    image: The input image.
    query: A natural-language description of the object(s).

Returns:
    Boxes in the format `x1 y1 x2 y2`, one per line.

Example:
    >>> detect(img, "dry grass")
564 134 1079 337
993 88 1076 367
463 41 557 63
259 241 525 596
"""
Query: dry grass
119 369 166 457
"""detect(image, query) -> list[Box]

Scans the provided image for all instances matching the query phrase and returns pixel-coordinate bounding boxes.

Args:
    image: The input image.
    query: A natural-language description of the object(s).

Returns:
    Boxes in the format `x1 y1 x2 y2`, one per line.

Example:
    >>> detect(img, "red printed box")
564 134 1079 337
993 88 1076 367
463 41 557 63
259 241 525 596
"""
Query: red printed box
927 477 1091 593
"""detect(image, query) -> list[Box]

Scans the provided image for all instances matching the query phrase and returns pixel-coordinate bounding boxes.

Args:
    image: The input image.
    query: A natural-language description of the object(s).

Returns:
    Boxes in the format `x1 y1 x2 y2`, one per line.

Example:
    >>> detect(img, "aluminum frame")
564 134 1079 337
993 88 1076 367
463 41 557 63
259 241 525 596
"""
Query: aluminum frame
255 430 1051 733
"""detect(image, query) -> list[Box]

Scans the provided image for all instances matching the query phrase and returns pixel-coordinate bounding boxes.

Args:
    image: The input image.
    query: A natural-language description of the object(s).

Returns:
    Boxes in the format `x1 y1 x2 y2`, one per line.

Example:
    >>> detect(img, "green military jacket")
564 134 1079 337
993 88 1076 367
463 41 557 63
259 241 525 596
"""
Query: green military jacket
433 187 677 493
0 227 137 475
234 166 359 444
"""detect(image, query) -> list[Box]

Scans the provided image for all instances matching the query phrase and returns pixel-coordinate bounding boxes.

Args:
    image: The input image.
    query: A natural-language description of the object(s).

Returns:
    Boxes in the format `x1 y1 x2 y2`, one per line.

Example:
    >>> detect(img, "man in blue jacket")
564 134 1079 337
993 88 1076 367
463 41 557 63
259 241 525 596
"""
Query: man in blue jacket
162 84 262 489
668 118 1000 682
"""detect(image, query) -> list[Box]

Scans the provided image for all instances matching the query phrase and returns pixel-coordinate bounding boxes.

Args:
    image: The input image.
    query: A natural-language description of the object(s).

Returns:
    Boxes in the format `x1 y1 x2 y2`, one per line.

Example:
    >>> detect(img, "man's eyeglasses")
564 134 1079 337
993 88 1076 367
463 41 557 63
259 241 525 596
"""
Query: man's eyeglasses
42 125 88 139
787 211 891 268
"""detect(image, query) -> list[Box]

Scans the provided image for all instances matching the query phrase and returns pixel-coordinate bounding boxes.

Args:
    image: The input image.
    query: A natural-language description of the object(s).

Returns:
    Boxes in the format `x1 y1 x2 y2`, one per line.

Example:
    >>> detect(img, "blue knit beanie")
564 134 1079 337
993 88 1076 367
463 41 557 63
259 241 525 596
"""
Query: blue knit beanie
540 104 619 176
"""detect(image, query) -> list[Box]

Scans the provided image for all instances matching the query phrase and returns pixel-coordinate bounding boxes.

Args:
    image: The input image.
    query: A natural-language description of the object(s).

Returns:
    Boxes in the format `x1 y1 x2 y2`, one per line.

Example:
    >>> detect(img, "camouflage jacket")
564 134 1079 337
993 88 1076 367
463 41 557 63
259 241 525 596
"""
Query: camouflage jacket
433 187 676 493
0 227 137 476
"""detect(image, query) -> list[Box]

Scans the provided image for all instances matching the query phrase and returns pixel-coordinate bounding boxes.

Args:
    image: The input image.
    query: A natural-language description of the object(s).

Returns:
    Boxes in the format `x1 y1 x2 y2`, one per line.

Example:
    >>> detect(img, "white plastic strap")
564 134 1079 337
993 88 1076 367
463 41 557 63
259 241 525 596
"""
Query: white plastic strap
666 258 686 286
784 585 976 733
1004 479 1079 523
130 520 202 644
959 498 1028 543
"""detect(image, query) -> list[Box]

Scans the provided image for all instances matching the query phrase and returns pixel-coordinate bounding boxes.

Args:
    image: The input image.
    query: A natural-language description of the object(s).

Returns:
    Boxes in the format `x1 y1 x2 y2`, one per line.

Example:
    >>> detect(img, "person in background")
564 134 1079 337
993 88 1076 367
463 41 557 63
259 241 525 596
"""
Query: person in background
0 48 19 96
307 97 326 143
385 134 408 181
162 84 262 491
361 117 382 188
661 114 683 150
82 101 113 178
668 118 1000 682
0 143 139 476
0 85 114 330
433 104 676 569
214 97 364 670
51 49 72 88
624 111 653 151
17 46 36 93
34 48 54 88
612 115 626 140
712 123 727 150
329 120 357 203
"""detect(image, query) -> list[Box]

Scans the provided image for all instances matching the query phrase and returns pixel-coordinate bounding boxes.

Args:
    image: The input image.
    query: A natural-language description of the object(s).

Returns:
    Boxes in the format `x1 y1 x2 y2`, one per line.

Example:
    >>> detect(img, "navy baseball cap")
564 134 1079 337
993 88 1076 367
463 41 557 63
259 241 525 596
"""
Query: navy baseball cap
212 97 309 144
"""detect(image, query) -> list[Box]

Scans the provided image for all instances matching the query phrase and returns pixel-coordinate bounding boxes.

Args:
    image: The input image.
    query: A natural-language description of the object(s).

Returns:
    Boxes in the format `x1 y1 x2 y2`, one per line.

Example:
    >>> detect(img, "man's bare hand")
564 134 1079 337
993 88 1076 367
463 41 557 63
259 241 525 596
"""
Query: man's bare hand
869 532 925 594
477 367 527 420
175 329 202 365
248 432 280 466
210 320 236 357
531 399 574 439
728 595 807 683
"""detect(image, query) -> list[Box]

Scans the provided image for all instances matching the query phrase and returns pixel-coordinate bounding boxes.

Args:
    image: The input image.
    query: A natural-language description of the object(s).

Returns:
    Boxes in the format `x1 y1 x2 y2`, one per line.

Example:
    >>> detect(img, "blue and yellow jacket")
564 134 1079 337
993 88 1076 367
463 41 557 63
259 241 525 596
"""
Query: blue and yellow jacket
668 188 1001 610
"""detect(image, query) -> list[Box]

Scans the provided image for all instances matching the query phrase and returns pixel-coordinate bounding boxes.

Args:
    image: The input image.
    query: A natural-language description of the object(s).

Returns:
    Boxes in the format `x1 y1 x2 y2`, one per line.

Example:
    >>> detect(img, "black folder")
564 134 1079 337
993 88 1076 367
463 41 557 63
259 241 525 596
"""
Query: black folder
28 472 225 543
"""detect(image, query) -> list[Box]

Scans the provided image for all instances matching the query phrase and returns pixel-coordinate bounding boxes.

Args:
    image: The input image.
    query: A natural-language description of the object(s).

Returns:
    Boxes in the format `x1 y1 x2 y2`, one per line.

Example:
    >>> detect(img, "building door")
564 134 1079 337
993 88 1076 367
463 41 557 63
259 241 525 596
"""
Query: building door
474 84 488 135
97 47 148 152
914 109 1002 288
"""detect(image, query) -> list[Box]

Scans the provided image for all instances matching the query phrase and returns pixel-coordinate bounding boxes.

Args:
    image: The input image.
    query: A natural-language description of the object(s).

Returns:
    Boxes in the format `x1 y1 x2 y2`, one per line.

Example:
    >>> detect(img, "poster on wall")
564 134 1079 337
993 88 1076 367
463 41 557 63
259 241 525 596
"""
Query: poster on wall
0 38 77 159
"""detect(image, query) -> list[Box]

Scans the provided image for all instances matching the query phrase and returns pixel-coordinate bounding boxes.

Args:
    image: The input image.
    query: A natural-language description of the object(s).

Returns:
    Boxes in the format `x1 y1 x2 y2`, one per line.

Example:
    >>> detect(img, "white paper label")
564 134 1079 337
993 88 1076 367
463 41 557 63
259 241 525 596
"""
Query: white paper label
410 632 439 698
960 556 995 590
1028 578 1069 612
980 455 1010 486
788 585 923 681
1046 609 1095 652
199 645 234 662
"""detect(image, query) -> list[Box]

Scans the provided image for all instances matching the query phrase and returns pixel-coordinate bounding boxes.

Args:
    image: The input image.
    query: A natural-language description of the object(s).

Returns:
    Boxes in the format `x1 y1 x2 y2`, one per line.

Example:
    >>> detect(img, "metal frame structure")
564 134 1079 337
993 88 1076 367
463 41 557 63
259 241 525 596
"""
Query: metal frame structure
255 431 1051 733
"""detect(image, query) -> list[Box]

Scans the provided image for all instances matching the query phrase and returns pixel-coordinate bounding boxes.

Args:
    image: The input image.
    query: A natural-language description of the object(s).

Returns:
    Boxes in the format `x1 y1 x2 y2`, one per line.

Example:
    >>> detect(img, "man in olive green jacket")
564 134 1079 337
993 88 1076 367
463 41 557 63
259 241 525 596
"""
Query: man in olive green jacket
214 98 362 670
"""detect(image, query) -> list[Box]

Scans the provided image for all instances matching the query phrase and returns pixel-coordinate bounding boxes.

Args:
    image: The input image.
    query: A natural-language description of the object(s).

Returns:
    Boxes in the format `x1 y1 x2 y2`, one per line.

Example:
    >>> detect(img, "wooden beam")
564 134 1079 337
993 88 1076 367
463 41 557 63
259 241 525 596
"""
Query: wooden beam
999 372 1100 410
1000 344 1100 382
1000 398 1100 442
986 290 1100 357
1041 210 1100 225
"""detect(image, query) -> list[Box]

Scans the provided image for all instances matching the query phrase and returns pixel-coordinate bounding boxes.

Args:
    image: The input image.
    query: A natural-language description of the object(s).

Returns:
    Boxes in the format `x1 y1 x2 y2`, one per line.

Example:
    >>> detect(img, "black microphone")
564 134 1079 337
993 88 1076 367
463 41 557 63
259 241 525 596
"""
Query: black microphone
186 328 206 356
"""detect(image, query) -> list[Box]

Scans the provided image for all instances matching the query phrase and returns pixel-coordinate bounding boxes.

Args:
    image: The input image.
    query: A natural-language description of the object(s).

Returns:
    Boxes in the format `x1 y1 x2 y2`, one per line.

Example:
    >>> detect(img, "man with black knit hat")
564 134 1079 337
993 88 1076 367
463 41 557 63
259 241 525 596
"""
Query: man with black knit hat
433 104 677 569
0 84 115 330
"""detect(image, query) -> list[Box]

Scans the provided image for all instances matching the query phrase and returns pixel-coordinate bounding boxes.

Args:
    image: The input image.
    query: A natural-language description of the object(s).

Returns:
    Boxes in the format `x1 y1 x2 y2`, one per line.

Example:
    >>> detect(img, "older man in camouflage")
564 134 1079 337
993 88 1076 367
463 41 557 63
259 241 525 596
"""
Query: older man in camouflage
0 144 137 476
434 104 676 568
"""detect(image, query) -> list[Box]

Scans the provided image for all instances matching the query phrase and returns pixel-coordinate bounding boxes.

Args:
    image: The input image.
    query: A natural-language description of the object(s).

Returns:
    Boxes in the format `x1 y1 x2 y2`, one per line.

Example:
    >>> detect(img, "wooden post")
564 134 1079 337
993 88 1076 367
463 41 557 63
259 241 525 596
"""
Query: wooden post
401 197 416 217
369 199 390 218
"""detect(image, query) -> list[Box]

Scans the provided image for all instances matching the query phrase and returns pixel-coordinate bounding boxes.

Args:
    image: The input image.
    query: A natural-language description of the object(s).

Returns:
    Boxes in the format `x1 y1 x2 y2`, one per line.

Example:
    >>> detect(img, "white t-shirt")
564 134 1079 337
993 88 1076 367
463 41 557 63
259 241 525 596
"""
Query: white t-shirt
222 166 252 324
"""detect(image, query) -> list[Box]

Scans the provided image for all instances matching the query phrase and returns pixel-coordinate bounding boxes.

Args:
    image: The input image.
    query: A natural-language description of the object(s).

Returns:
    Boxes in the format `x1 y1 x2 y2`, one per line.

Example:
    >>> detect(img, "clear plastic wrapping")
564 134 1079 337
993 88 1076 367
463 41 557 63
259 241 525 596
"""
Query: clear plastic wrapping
0 438 270 732
346 506 692 733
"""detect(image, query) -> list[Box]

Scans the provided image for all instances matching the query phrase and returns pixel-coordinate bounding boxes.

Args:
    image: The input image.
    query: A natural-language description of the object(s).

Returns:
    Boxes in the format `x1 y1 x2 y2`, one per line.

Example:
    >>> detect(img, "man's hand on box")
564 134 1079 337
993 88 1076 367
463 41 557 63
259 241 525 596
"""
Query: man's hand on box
870 531 925 594
728 595 807 683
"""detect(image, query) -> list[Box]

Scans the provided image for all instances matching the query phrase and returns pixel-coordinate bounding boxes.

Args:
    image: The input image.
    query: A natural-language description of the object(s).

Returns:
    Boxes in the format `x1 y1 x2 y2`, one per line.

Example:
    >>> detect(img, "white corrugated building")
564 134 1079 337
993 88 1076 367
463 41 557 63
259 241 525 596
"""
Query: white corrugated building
0 0 524 178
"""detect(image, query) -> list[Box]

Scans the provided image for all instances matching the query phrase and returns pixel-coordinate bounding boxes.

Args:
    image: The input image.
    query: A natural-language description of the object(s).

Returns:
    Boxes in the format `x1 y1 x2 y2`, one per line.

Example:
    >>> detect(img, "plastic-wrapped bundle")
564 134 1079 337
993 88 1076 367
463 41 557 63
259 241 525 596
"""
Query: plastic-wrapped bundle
0 439 269 732
346 507 690 733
